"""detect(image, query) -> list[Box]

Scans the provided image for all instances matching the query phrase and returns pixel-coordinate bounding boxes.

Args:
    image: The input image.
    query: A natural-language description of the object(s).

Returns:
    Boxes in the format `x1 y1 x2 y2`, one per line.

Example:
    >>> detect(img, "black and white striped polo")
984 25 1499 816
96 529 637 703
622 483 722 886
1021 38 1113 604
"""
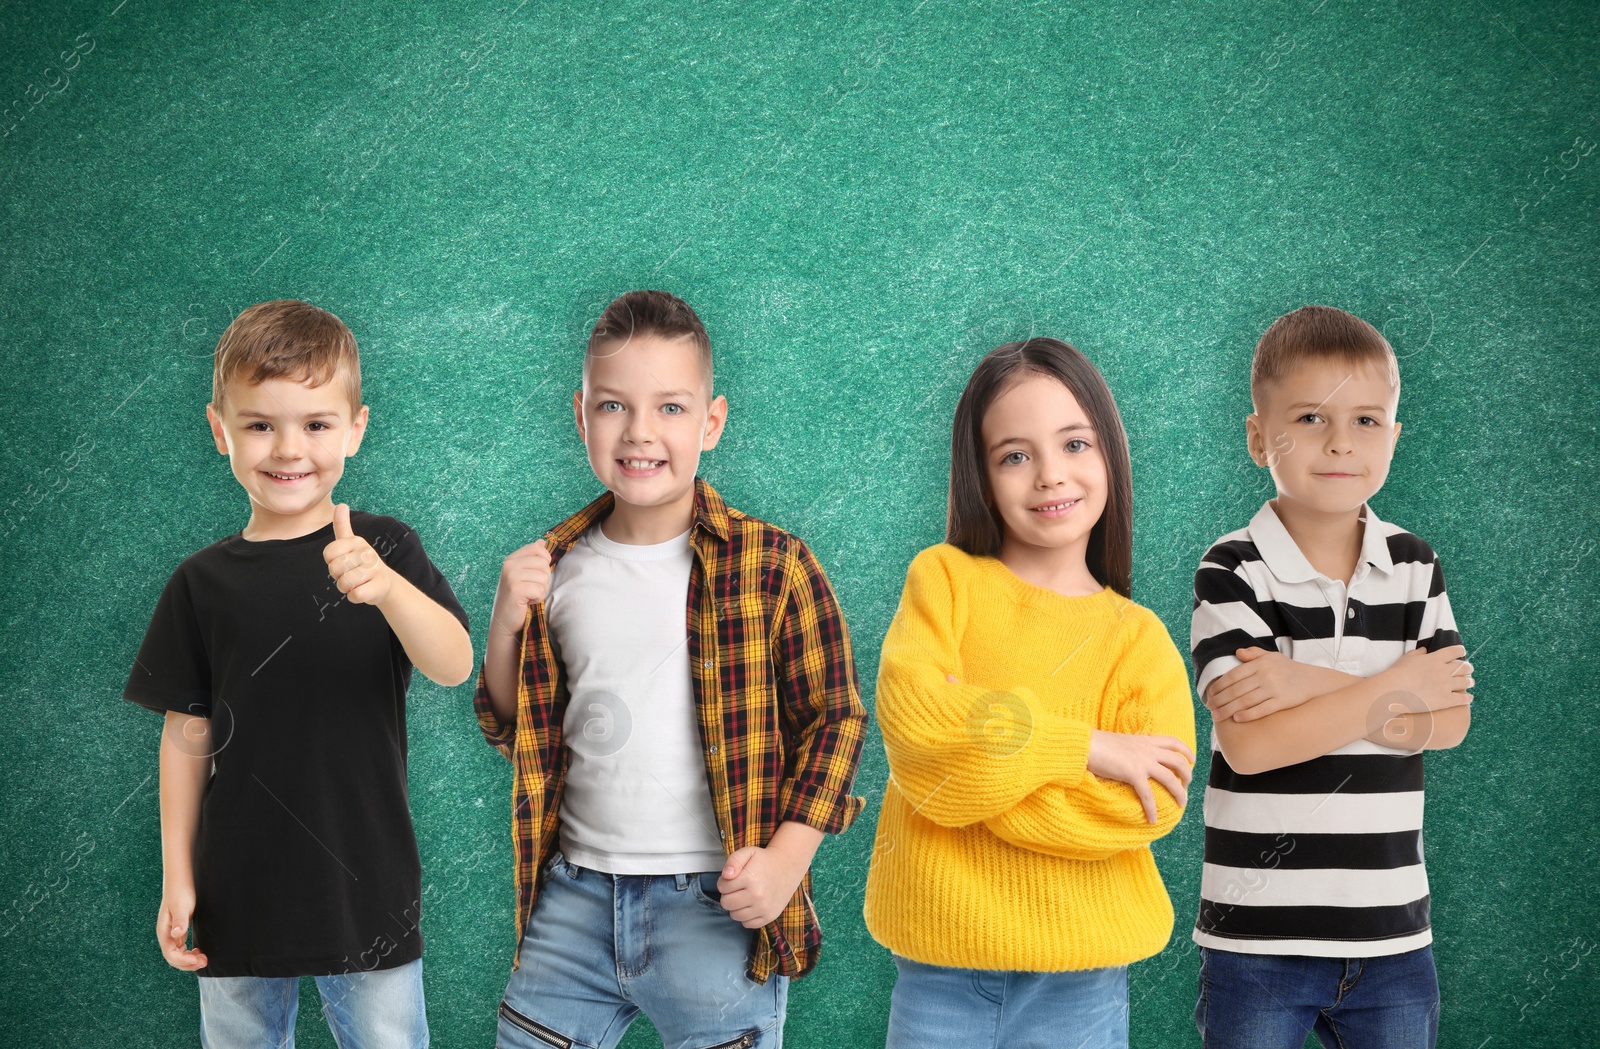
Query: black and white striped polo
1190 499 1462 956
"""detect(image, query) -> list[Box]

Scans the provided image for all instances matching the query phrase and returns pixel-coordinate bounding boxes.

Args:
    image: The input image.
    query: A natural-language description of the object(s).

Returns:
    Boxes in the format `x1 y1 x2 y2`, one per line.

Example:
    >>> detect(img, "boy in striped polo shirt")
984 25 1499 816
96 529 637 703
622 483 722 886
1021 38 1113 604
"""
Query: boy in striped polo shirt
1189 305 1475 1048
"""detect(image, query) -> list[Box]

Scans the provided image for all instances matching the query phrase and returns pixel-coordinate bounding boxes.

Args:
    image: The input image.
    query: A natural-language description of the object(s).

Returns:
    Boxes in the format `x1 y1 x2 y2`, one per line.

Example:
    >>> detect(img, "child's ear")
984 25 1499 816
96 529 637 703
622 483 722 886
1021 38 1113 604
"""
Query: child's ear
1244 413 1267 467
343 405 370 456
205 403 229 455
572 388 587 444
699 394 729 451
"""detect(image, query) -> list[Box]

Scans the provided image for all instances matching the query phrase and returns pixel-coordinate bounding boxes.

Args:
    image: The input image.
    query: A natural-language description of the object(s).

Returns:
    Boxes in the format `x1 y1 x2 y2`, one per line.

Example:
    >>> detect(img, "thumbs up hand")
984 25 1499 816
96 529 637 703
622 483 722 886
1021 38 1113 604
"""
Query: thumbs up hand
323 503 396 606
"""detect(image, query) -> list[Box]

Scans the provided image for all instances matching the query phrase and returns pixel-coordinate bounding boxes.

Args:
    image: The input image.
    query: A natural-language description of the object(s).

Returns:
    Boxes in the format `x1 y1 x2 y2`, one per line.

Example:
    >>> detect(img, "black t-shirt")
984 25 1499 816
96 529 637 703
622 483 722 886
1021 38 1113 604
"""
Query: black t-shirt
122 511 468 978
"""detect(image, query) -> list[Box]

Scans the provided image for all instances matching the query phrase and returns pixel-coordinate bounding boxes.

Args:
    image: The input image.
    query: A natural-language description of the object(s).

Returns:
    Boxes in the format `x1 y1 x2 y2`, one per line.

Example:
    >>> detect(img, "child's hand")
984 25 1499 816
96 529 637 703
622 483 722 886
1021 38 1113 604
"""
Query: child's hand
716 845 808 930
323 504 396 605
1207 647 1321 722
157 884 208 971
491 539 552 636
1087 730 1195 824
1381 645 1474 711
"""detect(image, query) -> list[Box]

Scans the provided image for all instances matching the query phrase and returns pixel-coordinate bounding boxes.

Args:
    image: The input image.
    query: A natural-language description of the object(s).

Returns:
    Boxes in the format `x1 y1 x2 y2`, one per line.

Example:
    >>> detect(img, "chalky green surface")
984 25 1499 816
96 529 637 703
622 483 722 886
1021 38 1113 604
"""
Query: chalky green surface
2 1 1596 1045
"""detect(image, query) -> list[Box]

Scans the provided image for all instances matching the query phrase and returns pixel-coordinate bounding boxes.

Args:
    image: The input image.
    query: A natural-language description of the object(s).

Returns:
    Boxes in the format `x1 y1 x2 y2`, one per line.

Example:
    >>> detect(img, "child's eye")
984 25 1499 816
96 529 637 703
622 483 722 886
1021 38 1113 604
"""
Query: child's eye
662 404 685 416
1356 416 1380 427
307 421 330 432
1000 450 1027 466
246 422 271 432
1297 413 1323 424
599 401 623 413
1066 438 1091 453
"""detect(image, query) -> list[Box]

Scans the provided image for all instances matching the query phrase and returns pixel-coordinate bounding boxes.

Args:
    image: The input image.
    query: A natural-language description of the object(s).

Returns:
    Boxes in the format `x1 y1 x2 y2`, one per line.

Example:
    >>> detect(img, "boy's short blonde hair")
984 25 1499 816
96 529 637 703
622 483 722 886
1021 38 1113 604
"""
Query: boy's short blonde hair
585 289 713 394
212 300 362 417
1252 305 1400 409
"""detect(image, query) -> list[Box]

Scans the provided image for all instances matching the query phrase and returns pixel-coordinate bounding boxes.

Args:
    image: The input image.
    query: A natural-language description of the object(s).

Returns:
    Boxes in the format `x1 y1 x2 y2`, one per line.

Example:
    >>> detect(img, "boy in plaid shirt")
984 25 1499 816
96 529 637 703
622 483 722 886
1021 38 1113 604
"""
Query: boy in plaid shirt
476 290 868 1049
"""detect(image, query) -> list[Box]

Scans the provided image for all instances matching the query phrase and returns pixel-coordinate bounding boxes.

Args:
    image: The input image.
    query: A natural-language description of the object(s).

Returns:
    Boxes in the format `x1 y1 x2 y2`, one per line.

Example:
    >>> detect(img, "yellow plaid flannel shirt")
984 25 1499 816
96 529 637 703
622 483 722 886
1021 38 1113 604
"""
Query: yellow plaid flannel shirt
473 477 868 982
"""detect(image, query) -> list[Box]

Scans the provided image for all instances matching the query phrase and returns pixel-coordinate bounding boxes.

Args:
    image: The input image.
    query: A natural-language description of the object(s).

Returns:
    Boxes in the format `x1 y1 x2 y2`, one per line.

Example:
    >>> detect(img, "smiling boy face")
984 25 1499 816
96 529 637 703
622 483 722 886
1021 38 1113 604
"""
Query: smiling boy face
575 332 726 528
205 368 368 540
1247 357 1401 518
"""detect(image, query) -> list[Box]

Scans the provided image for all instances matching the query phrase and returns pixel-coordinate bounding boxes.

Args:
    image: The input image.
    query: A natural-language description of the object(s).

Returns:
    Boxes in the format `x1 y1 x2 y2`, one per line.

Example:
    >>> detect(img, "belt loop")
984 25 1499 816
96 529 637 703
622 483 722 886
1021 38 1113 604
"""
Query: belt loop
674 873 689 890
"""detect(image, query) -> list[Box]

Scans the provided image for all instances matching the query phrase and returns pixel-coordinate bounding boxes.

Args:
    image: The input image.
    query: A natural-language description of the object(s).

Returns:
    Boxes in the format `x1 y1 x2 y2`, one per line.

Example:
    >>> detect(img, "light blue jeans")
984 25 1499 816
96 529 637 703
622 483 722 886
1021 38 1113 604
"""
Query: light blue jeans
197 957 427 1049
497 850 789 1049
885 953 1129 1049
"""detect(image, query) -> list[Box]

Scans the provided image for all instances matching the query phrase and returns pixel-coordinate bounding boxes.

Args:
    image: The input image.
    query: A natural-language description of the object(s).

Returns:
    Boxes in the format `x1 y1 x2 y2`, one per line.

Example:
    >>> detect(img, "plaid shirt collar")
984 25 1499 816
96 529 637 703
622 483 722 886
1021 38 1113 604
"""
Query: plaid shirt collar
542 475 732 556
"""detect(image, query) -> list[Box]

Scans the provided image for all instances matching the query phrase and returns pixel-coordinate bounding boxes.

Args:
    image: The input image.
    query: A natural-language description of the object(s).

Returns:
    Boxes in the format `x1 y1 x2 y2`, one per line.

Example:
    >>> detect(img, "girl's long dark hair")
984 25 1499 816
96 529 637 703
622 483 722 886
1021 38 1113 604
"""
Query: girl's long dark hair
946 338 1134 598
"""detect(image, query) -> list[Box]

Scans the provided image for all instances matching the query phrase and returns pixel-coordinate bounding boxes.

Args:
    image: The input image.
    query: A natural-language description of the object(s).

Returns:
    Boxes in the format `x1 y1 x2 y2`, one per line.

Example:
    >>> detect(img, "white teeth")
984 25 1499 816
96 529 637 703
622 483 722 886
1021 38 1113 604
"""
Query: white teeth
622 459 663 469
267 472 307 480
1034 500 1077 512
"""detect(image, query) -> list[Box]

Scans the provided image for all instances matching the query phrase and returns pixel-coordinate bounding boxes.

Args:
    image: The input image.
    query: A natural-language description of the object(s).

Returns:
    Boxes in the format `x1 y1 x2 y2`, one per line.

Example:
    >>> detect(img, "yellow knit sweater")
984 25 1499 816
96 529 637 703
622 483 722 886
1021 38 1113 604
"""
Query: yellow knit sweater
862 543 1196 972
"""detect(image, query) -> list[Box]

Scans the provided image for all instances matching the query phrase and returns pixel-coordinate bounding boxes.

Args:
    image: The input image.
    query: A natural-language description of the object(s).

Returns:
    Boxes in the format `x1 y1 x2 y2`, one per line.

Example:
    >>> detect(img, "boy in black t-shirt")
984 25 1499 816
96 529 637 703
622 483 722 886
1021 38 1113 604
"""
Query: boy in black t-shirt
123 300 472 1049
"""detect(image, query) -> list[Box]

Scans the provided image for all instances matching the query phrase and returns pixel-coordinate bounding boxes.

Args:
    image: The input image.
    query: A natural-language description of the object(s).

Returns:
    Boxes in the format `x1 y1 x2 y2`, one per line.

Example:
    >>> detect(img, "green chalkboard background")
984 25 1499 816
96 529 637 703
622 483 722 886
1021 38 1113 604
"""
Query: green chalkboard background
2 0 1596 1045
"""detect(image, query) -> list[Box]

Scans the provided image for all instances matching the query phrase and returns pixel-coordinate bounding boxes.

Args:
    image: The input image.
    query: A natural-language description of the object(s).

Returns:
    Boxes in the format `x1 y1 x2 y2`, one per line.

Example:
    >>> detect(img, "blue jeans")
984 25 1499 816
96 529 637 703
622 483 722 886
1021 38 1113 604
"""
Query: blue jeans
197 957 427 1049
1195 945 1439 1048
885 953 1129 1049
497 850 789 1049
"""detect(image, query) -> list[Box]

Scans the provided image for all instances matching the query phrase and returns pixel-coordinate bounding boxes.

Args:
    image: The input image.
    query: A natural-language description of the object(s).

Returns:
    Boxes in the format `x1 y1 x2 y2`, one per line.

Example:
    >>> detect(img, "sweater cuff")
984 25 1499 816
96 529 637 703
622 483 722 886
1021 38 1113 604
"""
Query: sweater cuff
1017 695 1093 791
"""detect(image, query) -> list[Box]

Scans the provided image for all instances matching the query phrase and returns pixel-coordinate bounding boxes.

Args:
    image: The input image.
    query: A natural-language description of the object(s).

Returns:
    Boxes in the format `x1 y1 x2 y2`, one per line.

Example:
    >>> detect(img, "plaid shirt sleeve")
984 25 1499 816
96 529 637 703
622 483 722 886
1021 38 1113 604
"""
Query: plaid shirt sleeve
473 608 530 760
770 535 868 834
473 662 517 759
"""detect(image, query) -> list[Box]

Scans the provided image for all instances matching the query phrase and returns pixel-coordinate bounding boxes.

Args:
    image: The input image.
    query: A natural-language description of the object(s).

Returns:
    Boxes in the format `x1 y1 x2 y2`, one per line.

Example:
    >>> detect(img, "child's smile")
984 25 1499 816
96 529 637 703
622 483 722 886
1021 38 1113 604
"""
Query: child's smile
1029 496 1083 518
980 372 1110 596
1248 358 1400 521
575 331 727 544
617 457 668 476
205 370 367 541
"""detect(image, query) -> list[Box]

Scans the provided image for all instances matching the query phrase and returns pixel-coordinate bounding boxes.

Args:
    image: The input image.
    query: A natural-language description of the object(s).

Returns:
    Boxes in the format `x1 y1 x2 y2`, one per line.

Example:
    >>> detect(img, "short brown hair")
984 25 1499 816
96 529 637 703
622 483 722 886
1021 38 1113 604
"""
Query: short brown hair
585 290 713 393
212 300 361 416
1252 305 1400 409
947 338 1134 598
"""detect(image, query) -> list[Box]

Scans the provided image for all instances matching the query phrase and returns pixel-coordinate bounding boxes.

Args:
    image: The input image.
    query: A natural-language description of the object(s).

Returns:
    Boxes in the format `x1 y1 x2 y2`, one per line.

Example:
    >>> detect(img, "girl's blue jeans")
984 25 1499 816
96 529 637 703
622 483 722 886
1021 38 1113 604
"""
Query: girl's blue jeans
884 953 1130 1049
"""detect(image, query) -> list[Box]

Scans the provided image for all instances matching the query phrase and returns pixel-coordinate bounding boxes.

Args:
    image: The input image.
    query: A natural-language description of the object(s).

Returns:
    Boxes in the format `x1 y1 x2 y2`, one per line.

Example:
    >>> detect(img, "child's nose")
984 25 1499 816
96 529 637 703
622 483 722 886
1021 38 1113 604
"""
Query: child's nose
623 413 657 443
273 429 306 458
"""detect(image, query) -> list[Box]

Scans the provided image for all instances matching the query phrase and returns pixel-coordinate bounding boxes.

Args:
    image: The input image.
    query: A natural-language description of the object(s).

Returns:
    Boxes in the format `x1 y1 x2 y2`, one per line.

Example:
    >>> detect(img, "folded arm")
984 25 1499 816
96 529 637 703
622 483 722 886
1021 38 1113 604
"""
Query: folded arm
875 549 1094 828
981 612 1197 859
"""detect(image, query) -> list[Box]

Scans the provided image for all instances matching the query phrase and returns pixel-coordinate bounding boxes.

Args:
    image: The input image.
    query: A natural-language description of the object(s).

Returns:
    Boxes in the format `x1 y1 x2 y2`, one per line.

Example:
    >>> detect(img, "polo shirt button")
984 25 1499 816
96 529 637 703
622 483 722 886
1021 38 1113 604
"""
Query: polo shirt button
1348 608 1355 618
703 659 713 668
709 744 718 754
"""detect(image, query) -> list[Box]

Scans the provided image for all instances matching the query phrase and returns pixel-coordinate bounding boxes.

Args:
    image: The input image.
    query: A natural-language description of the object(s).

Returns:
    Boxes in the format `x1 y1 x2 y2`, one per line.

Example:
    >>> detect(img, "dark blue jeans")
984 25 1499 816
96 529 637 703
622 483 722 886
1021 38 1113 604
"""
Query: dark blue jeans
1195 945 1439 1049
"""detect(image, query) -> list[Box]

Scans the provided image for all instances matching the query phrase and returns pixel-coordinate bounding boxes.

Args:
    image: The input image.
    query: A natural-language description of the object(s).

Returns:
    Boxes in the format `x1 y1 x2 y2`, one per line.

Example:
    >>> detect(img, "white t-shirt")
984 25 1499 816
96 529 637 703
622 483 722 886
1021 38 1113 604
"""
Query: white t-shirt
549 523 727 875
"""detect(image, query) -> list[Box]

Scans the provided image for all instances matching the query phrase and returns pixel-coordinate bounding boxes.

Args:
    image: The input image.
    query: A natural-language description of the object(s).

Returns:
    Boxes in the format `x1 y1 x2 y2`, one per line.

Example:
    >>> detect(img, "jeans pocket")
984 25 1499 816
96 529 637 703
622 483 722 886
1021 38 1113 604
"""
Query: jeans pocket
688 871 729 913
542 850 580 881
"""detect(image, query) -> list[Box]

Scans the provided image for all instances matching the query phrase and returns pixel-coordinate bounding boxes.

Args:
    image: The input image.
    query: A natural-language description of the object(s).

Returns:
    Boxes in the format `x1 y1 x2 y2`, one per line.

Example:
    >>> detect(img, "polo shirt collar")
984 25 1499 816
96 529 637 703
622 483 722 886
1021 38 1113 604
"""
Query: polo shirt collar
1248 499 1394 584
544 475 730 556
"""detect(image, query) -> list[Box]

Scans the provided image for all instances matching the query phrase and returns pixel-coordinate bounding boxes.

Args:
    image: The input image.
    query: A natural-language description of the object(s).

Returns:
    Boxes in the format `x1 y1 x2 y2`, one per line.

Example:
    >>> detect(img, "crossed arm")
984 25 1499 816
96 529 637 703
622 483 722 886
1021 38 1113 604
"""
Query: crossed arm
1203 646 1473 775
875 549 1196 862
